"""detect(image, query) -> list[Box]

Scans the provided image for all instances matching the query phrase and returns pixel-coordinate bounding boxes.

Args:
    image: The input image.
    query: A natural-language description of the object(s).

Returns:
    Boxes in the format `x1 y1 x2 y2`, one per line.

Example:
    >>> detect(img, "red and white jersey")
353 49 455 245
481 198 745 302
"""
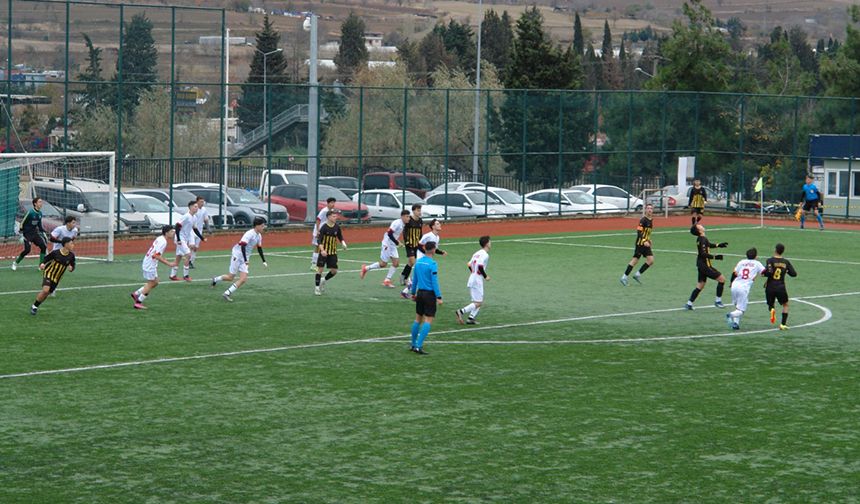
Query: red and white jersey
232 228 262 257
467 249 490 288
417 231 440 259
50 225 79 251
382 218 405 248
313 207 330 237
732 259 765 289
175 212 195 244
142 235 168 272
194 206 209 232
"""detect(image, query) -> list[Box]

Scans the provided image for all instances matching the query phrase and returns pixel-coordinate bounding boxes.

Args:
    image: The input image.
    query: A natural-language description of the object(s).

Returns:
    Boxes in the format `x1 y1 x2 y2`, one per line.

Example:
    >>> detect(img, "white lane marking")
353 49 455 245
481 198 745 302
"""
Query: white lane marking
0 294 849 380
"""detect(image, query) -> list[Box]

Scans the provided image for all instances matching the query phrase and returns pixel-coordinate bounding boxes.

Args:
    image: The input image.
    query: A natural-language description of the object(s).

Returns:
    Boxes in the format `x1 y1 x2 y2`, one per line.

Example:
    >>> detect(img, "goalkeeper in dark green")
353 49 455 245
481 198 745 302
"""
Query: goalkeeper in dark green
13 197 49 271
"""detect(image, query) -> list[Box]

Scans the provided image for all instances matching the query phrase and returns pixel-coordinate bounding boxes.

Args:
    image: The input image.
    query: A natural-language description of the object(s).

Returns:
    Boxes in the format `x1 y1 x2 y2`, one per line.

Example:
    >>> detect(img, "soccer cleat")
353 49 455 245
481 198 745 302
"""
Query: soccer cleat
619 275 628 287
714 300 725 309
133 302 147 310
30 306 37 315
382 278 395 288
11 261 17 271
684 303 693 311
769 308 776 324
169 275 180 281
130 292 139 303
725 313 733 329
222 293 233 302
778 324 789 331
412 347 429 355
400 289 411 299
360 265 368 280
466 319 478 325
455 309 465 325
319 279 327 293
183 275 192 282
211 279 217 288
632 273 642 284
732 323 740 330
314 286 321 296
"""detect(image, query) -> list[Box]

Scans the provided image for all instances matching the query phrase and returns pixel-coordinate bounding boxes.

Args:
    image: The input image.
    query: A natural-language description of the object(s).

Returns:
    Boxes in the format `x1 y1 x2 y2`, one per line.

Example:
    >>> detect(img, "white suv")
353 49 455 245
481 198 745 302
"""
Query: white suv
32 177 155 234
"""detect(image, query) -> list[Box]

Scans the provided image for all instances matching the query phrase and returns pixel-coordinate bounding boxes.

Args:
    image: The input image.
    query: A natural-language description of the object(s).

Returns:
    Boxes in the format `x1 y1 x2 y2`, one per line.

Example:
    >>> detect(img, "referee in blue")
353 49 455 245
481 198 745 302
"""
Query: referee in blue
409 241 442 355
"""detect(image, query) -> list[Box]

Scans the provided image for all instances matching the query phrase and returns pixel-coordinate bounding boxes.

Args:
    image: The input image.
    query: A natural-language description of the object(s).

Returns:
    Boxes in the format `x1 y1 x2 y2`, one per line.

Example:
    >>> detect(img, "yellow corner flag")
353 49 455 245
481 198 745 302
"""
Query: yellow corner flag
754 177 764 193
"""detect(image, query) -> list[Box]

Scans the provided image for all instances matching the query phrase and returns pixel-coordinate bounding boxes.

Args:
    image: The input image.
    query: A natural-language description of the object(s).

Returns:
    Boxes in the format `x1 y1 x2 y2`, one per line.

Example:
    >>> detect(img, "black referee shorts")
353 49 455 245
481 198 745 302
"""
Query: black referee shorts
803 199 820 211
415 289 437 317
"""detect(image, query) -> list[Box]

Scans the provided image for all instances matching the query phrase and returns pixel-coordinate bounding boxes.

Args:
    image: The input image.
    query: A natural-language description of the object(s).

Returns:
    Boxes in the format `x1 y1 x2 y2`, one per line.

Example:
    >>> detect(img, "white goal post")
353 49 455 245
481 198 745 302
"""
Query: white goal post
1 151 117 263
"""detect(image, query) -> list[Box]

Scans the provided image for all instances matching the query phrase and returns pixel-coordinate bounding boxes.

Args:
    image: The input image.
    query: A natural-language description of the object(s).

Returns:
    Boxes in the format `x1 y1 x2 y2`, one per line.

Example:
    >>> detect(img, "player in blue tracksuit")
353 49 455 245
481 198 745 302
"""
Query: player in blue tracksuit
408 241 442 355
799 174 824 230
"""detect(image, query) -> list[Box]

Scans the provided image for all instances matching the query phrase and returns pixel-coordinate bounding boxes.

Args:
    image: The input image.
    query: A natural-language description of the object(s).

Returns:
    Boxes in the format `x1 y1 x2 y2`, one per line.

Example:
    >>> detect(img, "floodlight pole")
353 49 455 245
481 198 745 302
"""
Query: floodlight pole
471 0 483 183
305 14 319 224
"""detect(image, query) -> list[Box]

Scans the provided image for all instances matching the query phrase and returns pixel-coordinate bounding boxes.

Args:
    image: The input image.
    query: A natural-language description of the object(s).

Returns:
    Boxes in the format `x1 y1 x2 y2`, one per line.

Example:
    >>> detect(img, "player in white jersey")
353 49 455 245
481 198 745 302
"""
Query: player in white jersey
131 225 178 310
456 236 491 325
726 247 766 330
360 209 409 288
402 219 447 298
189 195 210 269
169 201 203 282
310 197 337 270
49 216 78 251
211 217 268 302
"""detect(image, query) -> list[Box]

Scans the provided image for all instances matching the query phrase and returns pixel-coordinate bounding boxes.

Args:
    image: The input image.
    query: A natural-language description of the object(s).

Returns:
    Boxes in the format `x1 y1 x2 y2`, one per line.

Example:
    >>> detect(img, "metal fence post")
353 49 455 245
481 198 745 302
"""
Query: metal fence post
736 95 746 211
116 4 124 232
169 7 176 224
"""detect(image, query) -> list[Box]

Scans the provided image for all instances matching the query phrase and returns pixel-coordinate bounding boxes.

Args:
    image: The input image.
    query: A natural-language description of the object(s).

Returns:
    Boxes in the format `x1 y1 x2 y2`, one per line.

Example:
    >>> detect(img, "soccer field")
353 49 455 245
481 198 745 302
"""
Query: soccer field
1 222 858 502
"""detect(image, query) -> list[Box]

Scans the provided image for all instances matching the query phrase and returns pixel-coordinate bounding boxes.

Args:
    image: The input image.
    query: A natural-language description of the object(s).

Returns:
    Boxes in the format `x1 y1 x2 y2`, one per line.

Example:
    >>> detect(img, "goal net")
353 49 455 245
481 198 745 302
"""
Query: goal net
1 152 117 264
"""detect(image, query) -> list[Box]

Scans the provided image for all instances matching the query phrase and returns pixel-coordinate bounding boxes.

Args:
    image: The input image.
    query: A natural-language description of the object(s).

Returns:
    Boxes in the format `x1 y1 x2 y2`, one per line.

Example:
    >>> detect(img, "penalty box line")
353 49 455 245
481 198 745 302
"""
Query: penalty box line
0 292 853 381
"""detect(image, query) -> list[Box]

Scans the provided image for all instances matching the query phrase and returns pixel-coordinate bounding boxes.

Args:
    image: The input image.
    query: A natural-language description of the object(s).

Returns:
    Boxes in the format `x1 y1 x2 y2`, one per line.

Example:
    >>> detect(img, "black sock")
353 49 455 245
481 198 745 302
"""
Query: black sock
691 216 696 225
638 263 650 275
33 299 42 307
401 264 412 280
716 282 725 297
324 272 334 281
315 274 321 286
624 265 633 276
689 287 701 302
782 312 788 325
696 215 702 223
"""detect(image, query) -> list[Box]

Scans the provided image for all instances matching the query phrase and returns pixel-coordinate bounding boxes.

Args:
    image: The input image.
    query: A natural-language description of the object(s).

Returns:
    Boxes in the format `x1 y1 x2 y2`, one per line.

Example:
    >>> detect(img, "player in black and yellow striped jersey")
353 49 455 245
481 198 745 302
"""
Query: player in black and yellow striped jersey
763 243 798 330
399 204 424 286
620 203 655 286
688 178 707 225
314 209 347 295
31 237 76 315
684 224 729 310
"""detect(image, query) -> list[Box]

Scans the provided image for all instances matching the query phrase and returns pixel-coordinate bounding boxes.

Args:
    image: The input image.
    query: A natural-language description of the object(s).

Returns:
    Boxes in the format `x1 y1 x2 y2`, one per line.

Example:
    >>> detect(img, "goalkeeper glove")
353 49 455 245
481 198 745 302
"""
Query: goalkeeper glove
717 242 728 248
714 255 724 260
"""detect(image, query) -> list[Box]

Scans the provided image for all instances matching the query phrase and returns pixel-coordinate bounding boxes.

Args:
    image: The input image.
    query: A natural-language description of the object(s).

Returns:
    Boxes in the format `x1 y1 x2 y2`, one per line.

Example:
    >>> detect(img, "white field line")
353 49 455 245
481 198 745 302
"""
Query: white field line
515 239 860 266
0 293 852 381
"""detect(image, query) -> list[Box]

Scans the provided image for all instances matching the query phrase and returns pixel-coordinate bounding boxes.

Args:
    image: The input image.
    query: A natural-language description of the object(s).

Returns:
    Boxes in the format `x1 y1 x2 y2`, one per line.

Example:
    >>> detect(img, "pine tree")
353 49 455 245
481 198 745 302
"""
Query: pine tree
76 33 108 110
110 13 158 116
481 10 514 82
334 12 369 82
238 15 294 133
433 20 476 78
573 12 584 56
600 20 622 89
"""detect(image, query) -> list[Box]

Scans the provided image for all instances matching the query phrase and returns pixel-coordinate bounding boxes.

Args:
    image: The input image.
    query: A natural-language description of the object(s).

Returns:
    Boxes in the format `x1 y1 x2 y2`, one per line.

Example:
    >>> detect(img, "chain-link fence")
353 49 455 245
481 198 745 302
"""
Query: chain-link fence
4 0 859 234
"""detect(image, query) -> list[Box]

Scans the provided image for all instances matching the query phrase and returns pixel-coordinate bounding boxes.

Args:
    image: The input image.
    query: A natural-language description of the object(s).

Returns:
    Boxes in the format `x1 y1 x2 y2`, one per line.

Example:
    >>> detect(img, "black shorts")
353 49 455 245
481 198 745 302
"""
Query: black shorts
690 206 704 215
316 253 338 269
23 231 47 249
766 288 789 306
405 246 418 258
633 245 653 258
697 266 722 282
803 199 820 211
42 276 59 293
415 289 437 317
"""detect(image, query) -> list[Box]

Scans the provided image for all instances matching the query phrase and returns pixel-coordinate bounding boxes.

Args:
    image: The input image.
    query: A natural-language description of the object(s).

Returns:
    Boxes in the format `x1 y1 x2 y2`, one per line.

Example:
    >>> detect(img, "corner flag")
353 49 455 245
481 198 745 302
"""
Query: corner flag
754 177 764 193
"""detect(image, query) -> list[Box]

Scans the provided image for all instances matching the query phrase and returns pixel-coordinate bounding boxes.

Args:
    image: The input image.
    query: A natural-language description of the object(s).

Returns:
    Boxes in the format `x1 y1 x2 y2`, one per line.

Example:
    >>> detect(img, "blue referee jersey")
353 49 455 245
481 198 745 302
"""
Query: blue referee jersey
410 256 442 299
802 182 820 202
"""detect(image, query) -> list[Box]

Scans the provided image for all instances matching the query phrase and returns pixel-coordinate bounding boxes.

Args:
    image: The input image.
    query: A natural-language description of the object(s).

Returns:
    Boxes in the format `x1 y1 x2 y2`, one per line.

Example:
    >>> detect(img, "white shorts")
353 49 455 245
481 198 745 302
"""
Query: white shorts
380 244 399 262
229 253 249 275
142 269 158 281
176 241 191 256
731 284 751 312
469 283 484 303
193 233 203 247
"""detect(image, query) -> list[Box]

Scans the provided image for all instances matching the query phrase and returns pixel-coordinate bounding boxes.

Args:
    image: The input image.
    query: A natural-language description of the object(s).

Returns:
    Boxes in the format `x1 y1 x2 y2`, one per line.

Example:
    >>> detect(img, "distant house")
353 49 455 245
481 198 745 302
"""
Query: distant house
808 134 860 216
